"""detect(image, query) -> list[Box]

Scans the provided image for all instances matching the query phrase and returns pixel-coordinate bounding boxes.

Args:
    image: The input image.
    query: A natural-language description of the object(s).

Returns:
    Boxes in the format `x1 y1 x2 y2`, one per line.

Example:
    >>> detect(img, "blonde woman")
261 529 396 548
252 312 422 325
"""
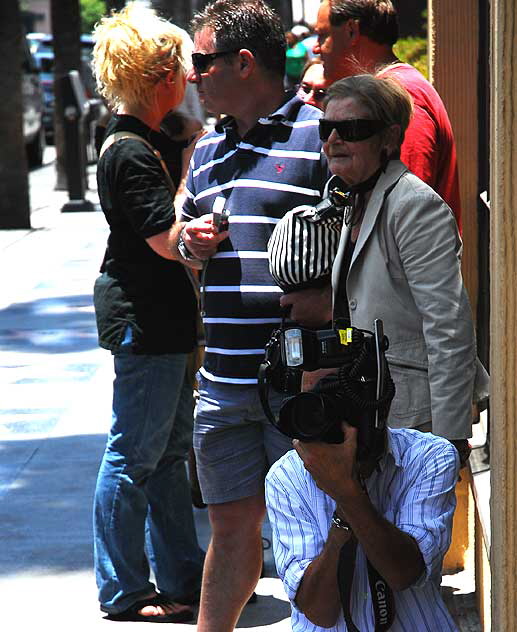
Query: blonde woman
91 3 204 623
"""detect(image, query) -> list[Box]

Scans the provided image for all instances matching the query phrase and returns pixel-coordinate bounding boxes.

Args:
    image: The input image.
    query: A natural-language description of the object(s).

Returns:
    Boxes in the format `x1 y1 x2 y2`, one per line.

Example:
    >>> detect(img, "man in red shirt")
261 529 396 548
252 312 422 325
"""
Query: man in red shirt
313 0 462 231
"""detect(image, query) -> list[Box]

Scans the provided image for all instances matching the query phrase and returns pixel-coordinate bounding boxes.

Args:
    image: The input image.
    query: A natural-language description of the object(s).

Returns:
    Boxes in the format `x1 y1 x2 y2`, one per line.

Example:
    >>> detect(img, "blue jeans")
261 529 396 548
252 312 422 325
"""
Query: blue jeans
93 349 204 614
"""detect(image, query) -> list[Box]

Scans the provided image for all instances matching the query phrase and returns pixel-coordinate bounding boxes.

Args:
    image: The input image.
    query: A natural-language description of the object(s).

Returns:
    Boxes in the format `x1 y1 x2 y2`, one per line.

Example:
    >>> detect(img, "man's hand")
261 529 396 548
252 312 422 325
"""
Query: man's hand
279 285 332 327
293 423 359 501
182 214 228 260
301 368 337 392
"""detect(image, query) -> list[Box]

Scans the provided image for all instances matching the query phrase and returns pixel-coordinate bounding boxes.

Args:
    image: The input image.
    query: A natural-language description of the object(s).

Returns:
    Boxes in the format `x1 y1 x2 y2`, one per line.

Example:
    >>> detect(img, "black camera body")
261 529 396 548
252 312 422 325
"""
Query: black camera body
214 208 230 233
212 196 230 233
258 319 395 460
280 325 358 371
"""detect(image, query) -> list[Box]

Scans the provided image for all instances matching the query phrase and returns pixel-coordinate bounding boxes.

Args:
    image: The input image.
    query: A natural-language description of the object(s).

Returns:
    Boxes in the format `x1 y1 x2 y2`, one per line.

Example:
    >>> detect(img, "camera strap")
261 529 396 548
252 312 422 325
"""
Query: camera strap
337 537 395 631
257 328 284 429
338 538 360 632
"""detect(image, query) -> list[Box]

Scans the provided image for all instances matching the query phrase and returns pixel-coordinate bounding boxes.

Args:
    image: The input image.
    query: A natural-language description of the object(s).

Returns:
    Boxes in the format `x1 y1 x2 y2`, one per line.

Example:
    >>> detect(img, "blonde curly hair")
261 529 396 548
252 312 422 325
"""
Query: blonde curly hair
92 2 193 111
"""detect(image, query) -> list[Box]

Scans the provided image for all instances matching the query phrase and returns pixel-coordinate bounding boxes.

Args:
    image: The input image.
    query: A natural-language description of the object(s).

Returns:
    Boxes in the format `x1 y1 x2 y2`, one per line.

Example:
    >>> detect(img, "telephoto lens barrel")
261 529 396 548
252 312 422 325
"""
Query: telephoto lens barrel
277 391 347 443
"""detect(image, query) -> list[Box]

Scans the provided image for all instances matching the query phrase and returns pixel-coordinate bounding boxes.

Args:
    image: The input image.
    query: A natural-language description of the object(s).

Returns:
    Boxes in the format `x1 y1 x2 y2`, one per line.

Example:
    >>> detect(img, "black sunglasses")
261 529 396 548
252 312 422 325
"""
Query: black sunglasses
319 118 387 142
191 49 241 74
296 82 327 102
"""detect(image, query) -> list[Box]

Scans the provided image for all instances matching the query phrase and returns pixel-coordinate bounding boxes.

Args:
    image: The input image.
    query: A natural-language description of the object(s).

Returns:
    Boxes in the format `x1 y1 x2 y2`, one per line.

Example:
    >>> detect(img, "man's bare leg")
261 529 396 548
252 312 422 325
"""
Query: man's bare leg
196 492 266 632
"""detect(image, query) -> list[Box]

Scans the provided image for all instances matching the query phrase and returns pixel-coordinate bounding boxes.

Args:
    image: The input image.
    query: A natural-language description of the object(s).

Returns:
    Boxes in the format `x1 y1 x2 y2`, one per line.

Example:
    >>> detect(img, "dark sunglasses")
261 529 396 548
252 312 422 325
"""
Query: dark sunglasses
319 118 387 142
296 82 327 102
191 49 241 74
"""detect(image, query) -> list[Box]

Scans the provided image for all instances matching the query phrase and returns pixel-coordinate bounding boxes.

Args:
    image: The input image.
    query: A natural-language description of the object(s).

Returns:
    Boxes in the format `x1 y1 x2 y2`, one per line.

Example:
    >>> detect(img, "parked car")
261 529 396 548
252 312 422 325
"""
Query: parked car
22 39 45 168
33 51 54 140
26 33 100 149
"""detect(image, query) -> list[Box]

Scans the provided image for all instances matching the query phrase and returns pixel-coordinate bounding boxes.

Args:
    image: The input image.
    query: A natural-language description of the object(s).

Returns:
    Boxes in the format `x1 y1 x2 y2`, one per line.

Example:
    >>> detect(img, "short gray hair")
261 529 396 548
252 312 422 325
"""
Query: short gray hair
325 73 413 150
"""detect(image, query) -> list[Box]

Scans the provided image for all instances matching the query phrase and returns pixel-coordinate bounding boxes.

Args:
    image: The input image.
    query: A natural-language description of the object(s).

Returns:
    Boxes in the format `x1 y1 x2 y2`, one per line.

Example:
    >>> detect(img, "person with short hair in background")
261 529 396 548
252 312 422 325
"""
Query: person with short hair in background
91 3 205 623
313 0 463 231
170 1 328 629
296 58 330 110
285 29 309 89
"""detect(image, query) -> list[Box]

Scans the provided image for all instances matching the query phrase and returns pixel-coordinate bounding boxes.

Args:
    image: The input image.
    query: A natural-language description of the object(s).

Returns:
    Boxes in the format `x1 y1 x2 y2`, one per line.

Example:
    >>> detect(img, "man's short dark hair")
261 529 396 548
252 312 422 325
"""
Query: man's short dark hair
190 0 287 77
329 0 399 47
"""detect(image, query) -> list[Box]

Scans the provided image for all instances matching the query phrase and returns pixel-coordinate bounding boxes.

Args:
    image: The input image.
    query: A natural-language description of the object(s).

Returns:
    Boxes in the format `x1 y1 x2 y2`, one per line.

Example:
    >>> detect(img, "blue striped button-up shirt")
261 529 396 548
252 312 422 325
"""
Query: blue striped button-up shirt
265 428 460 631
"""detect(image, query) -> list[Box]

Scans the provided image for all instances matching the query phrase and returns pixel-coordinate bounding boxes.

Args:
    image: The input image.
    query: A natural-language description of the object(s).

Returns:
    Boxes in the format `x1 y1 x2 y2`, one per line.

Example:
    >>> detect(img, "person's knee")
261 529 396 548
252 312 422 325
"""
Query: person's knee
103 447 166 488
208 495 266 541
104 431 173 484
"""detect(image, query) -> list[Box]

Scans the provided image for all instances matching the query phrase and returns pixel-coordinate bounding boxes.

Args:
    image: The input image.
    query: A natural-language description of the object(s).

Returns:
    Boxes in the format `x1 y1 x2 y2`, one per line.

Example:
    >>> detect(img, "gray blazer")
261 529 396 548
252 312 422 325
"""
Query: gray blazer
331 160 488 439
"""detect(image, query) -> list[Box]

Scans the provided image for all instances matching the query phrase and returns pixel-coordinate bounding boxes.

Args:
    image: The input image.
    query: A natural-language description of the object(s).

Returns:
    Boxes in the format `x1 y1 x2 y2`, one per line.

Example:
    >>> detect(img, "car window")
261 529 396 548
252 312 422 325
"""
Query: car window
22 40 39 74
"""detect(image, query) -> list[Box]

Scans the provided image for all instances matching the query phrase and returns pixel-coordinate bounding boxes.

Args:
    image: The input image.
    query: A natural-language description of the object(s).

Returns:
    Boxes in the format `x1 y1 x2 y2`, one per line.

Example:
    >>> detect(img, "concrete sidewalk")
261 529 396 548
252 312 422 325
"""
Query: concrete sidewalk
0 154 290 630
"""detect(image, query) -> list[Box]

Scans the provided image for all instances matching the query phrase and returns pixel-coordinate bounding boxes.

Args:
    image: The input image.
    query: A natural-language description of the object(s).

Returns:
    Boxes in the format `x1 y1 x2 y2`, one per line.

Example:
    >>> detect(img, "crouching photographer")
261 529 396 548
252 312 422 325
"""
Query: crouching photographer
261 320 461 631
265 397 461 631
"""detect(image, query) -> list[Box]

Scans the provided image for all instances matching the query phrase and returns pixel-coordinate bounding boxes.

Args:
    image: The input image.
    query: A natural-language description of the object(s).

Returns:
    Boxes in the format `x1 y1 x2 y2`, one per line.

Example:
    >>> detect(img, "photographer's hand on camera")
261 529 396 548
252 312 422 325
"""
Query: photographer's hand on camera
293 422 426 628
293 424 364 627
301 367 338 392
293 422 360 500
279 285 332 327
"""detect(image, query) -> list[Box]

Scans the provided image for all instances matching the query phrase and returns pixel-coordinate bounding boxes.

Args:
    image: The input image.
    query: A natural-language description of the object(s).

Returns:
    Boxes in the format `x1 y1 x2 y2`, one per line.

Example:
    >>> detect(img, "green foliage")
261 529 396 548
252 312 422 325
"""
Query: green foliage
394 36 428 78
81 0 106 34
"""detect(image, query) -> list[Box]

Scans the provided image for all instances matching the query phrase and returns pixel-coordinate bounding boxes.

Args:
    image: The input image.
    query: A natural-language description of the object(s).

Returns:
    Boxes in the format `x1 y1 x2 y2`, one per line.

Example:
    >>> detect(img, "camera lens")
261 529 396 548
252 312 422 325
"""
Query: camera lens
278 392 330 440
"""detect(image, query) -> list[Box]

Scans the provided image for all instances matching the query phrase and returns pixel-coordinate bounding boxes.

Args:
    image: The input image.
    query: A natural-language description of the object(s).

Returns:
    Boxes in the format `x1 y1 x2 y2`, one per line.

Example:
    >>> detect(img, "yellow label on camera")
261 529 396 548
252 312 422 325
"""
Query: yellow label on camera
338 328 353 345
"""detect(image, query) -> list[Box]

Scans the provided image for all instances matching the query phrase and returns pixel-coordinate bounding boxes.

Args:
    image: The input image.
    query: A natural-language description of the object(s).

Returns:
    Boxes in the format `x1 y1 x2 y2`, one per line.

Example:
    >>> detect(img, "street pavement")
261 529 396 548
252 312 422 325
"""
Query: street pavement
0 150 291 630
0 150 480 631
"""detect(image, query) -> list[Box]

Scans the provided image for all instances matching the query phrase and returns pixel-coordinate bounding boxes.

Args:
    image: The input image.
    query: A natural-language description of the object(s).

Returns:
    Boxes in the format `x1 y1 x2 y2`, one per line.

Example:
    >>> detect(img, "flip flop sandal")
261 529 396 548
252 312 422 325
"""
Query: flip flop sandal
174 587 201 605
106 594 194 623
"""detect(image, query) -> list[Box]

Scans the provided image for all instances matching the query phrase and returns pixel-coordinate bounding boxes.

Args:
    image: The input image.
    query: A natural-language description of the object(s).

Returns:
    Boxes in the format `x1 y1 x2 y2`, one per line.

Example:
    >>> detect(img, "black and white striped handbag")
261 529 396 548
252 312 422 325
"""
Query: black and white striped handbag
268 175 349 292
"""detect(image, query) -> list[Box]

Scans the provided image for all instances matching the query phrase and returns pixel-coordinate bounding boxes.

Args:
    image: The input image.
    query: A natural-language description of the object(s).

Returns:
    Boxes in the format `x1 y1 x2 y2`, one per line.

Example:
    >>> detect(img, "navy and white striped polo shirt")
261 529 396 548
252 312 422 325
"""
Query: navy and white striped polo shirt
181 95 327 384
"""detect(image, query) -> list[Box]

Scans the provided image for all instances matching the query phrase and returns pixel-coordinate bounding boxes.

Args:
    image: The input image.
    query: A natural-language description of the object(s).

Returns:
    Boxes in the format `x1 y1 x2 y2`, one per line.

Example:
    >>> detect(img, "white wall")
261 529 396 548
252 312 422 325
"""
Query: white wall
292 0 320 26
25 0 51 33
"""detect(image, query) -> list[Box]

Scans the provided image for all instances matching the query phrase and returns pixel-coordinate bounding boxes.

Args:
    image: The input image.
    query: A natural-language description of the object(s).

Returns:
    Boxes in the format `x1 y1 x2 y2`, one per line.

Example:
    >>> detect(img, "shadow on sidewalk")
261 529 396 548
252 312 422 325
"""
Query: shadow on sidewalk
0 294 98 355
0 433 106 576
0 432 292 629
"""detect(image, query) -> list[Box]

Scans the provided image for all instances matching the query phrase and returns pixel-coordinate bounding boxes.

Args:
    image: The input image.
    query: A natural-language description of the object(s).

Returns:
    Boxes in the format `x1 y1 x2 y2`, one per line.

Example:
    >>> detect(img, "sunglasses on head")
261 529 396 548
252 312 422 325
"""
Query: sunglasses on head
319 118 387 142
296 82 327 102
191 49 241 74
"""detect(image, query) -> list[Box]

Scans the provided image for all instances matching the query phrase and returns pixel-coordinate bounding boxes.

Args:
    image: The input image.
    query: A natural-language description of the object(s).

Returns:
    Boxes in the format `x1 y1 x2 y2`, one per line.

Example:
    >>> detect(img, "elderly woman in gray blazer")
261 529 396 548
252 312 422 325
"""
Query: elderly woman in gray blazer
282 74 487 462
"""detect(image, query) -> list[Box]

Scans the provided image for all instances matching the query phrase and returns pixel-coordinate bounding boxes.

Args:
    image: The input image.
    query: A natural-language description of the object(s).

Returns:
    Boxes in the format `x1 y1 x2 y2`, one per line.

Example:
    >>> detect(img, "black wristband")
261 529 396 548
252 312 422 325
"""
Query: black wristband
331 510 351 532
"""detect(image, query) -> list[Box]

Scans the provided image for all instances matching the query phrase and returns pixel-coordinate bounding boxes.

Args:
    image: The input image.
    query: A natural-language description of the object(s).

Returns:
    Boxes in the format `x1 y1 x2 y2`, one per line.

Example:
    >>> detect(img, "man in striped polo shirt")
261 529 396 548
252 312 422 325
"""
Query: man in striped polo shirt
172 1 328 629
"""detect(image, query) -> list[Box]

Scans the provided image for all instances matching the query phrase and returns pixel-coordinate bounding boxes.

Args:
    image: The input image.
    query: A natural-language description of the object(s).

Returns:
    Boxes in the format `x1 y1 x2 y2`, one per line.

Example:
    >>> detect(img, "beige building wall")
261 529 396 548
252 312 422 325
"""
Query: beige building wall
428 0 479 311
431 0 517 630
489 0 517 630
427 0 480 578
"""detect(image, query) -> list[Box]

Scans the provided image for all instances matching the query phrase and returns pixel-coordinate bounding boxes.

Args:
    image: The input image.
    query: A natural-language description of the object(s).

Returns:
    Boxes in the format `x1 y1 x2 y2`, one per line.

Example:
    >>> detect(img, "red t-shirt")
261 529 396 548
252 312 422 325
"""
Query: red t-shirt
379 63 462 232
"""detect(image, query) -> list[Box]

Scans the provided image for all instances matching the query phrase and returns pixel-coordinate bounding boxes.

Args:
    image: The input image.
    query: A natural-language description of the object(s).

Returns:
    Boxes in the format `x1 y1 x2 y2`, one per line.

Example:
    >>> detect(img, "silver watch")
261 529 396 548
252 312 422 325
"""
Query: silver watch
178 228 196 261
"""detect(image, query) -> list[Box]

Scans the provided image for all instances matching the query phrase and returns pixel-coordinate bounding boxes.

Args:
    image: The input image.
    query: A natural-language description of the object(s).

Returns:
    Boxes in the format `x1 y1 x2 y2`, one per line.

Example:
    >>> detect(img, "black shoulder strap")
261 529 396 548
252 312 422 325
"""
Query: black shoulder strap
99 131 177 195
366 559 396 630
338 538 361 632
337 536 396 630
